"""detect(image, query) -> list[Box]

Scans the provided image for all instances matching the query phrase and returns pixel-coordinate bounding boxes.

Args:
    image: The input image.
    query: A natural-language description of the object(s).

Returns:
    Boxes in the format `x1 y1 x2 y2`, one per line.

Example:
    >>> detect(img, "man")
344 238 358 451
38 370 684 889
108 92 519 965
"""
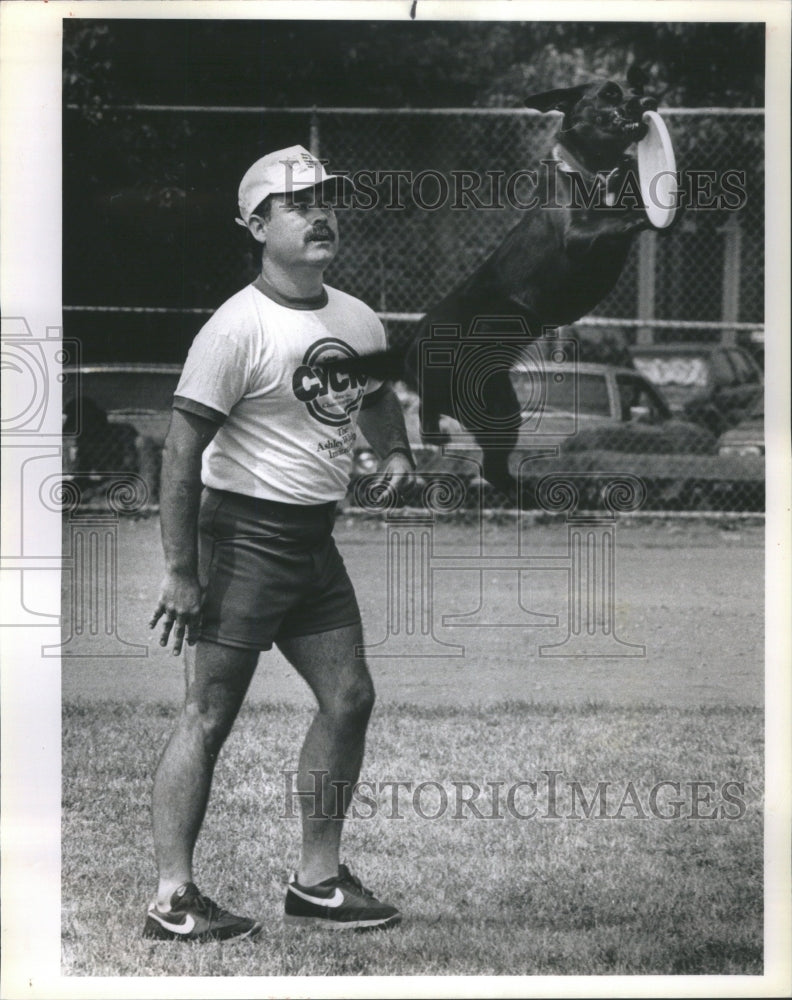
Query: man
145 146 414 941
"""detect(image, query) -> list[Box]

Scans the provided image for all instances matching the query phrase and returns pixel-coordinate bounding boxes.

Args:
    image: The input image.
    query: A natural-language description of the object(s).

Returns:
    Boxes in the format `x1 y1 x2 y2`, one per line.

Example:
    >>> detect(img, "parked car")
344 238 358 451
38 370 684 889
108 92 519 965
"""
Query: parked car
717 393 764 457
62 364 181 503
512 361 718 455
353 362 720 509
62 364 180 443
510 361 722 509
630 342 762 437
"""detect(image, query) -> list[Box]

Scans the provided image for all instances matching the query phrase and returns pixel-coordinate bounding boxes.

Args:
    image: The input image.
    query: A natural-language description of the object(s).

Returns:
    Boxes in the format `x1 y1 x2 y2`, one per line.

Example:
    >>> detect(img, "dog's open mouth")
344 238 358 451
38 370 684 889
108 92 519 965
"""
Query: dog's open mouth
599 118 649 145
595 112 648 142
618 119 648 140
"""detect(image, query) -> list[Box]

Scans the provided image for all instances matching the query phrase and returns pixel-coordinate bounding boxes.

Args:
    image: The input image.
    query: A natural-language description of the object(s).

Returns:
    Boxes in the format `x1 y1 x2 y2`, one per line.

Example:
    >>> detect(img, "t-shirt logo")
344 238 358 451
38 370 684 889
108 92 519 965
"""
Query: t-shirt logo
291 338 368 427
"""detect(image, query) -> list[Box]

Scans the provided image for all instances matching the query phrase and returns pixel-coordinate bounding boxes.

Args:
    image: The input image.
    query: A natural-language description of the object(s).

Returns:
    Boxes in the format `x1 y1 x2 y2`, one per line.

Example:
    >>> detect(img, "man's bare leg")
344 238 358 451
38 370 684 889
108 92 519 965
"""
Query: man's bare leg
151 640 258 905
277 622 374 887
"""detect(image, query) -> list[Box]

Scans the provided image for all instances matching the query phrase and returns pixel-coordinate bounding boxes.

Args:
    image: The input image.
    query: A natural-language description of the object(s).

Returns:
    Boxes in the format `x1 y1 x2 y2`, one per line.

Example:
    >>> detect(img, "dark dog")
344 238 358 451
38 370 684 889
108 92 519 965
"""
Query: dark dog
335 69 662 500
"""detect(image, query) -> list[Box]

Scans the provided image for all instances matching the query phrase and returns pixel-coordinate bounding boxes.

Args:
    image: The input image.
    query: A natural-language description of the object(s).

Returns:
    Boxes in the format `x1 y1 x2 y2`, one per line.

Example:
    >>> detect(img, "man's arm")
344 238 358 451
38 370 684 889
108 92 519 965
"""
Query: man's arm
356 384 415 491
149 408 219 655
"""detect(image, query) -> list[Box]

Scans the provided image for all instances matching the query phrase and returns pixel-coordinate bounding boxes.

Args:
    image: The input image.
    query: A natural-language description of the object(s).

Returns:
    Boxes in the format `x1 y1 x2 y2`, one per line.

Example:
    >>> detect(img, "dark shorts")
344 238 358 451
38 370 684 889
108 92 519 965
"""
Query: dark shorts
197 488 361 651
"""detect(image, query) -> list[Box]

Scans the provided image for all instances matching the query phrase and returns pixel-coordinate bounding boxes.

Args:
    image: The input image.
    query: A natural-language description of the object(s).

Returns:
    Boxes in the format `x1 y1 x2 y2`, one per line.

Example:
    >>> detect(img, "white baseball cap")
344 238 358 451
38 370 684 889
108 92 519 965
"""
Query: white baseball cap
236 144 355 226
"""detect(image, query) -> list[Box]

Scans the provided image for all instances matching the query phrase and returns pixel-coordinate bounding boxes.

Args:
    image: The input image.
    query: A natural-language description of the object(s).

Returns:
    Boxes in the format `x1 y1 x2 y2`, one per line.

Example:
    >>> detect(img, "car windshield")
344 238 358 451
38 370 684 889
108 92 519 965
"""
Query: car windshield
511 369 611 418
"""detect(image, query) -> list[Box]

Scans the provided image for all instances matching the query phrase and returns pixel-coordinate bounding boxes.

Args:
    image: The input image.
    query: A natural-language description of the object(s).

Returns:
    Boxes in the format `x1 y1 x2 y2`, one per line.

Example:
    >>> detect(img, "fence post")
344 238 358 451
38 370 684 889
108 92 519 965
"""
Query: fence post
309 108 320 159
720 215 742 346
636 229 657 345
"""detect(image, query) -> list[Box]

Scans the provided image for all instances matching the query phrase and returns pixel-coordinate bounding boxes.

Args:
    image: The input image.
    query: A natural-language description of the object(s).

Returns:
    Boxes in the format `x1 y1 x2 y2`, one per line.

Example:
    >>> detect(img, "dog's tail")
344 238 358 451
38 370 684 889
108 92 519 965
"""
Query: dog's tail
320 345 409 383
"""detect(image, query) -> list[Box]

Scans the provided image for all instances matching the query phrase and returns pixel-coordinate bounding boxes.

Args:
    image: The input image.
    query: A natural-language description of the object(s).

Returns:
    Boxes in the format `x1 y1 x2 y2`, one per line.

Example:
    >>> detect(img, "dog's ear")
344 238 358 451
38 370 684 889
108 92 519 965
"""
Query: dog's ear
524 84 589 114
626 64 649 95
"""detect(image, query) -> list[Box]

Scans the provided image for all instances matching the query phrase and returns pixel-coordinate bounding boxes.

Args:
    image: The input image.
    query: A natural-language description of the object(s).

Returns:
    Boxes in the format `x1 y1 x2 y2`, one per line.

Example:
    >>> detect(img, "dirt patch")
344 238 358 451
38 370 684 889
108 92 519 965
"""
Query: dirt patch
61 515 764 709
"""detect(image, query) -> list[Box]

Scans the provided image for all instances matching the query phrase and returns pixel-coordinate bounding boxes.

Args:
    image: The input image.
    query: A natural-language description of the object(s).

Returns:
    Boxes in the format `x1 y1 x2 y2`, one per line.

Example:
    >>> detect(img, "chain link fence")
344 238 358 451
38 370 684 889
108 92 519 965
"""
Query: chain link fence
63 105 764 514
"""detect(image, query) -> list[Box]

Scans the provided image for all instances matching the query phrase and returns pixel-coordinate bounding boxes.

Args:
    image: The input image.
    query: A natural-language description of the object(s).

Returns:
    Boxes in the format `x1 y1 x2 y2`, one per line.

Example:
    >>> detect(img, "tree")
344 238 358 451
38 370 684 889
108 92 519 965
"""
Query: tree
64 20 764 112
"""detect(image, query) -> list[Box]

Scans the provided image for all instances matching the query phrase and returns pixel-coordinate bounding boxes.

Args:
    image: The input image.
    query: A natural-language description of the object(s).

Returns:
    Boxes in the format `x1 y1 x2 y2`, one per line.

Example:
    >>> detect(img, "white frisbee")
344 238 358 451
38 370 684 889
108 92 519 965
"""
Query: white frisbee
637 110 678 229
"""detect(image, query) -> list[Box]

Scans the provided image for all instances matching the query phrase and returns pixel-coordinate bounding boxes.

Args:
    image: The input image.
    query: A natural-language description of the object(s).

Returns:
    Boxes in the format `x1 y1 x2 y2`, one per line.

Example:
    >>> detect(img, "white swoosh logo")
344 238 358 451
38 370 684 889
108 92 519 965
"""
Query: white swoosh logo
148 910 196 934
288 885 345 908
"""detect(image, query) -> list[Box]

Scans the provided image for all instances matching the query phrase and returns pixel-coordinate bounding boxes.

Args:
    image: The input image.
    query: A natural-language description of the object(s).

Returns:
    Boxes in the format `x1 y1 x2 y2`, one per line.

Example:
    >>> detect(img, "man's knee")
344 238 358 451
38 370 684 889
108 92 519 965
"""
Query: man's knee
181 697 237 756
179 642 256 754
349 672 376 720
328 670 375 726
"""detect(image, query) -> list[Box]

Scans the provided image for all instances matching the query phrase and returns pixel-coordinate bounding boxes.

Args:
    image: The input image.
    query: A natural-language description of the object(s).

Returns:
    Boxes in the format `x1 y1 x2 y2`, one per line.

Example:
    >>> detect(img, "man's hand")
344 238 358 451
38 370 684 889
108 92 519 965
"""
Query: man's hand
153 409 219 656
149 570 204 656
373 450 415 499
356 385 416 503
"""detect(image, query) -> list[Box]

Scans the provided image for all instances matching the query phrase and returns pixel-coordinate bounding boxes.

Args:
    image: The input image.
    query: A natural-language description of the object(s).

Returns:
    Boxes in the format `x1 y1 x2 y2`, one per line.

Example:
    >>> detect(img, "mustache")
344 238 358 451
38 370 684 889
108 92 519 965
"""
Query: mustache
306 226 336 243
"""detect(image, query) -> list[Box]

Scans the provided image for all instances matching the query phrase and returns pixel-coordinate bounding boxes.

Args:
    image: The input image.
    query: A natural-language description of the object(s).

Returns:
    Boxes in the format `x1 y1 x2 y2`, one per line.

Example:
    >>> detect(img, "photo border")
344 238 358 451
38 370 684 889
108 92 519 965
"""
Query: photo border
1 2 789 997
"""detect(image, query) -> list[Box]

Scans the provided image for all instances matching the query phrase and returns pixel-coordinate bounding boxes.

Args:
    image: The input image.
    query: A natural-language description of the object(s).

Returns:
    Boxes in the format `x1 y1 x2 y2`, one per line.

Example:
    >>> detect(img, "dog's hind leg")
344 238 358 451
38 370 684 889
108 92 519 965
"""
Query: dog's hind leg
465 369 523 503
480 446 518 503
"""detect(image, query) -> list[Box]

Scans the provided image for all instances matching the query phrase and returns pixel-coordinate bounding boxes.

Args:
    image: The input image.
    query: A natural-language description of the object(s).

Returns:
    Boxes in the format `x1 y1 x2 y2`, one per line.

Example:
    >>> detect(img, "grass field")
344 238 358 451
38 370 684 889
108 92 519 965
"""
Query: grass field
62 699 763 977
59 514 765 978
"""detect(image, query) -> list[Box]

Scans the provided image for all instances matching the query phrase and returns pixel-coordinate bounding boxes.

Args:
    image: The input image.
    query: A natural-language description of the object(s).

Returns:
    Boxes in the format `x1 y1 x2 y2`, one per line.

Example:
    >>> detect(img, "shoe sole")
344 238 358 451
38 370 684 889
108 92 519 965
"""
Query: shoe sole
142 916 263 942
284 913 402 931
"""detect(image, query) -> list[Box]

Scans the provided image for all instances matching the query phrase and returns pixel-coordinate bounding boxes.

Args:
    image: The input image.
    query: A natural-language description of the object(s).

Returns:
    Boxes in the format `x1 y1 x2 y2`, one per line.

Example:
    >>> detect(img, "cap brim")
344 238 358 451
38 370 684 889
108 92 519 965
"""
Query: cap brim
238 174 357 225
290 175 356 204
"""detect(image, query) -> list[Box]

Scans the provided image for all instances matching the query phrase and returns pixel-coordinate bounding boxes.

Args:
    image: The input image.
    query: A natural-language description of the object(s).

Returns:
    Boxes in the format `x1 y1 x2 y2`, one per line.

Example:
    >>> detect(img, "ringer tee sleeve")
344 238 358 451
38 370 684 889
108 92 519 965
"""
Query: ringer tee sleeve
172 396 227 424
173 318 252 422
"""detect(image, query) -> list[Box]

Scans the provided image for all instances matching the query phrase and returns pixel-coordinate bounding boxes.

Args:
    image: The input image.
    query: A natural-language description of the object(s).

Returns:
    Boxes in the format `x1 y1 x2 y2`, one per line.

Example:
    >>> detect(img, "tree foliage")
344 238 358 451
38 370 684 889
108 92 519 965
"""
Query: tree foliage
64 19 764 113
62 18 765 363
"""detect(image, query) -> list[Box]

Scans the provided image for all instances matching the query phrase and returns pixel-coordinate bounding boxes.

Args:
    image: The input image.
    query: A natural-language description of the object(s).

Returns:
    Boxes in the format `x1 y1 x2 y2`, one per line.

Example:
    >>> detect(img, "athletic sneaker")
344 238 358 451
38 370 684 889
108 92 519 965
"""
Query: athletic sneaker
284 864 401 930
142 882 262 942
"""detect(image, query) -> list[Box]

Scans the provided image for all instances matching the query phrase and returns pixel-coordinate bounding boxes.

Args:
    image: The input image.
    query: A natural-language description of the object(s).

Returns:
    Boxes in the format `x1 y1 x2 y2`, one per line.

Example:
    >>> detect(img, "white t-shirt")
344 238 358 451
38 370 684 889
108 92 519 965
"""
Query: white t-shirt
174 282 386 504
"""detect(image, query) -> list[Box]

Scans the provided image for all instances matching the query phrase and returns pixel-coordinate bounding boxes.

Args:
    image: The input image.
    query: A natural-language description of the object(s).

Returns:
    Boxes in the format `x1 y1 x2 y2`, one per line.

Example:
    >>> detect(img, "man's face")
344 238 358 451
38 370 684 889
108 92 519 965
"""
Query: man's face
249 188 339 268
